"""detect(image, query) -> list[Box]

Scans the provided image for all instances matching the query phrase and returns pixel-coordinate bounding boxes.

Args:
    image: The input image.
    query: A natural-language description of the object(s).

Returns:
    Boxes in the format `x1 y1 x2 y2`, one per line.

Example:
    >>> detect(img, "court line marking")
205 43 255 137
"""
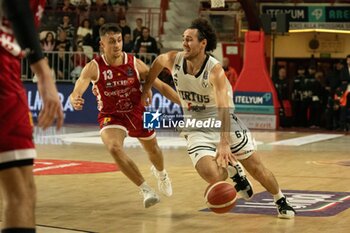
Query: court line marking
61 136 188 148
268 133 344 146
59 134 264 148
36 224 96 233
43 131 100 138
46 131 343 147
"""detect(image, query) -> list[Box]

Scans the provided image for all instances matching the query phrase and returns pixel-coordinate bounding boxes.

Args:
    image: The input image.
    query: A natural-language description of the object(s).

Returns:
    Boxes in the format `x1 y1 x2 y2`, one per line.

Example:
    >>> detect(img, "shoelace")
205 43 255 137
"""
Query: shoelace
160 174 171 181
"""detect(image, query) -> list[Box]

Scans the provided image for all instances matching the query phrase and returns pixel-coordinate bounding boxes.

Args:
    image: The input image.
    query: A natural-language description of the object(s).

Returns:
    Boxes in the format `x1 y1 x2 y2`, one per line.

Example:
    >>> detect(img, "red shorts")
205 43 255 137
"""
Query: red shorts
0 49 35 167
0 90 36 165
98 105 155 140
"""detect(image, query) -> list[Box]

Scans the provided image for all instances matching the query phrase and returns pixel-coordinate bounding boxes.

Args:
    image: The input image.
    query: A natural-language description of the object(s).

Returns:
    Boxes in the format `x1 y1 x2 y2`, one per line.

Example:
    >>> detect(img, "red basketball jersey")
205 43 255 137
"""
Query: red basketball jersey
92 53 143 114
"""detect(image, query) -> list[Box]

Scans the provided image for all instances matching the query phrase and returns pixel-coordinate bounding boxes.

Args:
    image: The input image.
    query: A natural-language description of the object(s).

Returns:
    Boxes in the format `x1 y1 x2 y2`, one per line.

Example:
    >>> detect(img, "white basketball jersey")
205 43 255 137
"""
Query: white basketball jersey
171 52 234 120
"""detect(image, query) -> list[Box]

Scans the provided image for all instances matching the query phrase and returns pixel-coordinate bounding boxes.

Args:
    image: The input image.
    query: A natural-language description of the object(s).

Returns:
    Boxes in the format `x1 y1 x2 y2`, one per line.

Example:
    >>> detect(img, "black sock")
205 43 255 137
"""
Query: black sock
2 228 35 233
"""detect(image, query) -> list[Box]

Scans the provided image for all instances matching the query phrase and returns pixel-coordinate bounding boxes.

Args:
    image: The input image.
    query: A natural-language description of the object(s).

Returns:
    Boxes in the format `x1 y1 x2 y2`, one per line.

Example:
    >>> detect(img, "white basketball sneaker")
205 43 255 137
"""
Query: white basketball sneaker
141 188 160 208
151 165 173 197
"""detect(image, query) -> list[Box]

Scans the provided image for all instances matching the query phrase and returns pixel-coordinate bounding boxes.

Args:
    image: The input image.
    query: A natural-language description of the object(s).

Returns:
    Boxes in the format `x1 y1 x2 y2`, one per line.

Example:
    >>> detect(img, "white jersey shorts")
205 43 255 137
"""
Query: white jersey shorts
182 114 257 166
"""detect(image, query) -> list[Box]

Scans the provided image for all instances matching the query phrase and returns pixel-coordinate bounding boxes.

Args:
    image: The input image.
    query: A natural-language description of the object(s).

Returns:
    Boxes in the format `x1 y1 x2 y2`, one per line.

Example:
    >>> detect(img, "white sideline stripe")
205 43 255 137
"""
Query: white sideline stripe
61 136 189 148
268 134 343 146
62 137 103 144
61 136 264 148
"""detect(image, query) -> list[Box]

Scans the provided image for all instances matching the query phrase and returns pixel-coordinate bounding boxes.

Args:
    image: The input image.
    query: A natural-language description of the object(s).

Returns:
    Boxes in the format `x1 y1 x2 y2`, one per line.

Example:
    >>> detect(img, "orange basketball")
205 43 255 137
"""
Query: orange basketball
204 181 237 214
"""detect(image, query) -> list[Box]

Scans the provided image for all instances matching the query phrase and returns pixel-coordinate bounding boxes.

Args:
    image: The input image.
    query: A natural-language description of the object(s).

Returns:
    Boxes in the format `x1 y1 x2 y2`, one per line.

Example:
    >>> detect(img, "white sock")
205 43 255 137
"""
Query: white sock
273 190 284 202
154 167 167 178
158 169 167 177
139 181 151 191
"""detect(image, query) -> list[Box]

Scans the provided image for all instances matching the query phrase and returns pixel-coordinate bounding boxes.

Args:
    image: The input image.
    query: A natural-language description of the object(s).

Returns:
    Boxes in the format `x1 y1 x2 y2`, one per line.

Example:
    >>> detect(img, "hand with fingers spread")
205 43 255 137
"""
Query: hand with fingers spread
31 59 64 130
215 141 237 168
70 95 85 111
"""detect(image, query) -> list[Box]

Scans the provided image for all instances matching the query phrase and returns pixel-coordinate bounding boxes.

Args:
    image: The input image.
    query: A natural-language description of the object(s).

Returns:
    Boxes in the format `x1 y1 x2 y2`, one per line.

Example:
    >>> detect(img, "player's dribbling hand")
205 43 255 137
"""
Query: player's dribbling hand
32 59 64 130
215 142 237 167
70 95 85 111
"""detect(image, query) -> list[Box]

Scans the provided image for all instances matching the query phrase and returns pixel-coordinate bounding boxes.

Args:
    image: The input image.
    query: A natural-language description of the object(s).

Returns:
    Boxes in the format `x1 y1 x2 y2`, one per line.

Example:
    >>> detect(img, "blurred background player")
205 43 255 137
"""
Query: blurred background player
69 23 178 208
0 0 63 232
292 65 311 127
307 65 324 129
273 67 292 127
142 18 295 219
340 54 350 86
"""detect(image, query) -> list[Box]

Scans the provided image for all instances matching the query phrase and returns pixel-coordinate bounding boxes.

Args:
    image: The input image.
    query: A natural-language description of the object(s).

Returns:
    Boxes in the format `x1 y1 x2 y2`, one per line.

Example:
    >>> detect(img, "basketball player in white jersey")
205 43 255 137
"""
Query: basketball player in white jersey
142 18 295 218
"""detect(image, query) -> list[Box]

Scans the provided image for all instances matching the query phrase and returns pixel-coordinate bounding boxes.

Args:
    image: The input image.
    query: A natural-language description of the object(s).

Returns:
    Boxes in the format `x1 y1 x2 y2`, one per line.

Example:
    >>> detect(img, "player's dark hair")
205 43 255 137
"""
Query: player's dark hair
99 23 122 37
189 18 217 52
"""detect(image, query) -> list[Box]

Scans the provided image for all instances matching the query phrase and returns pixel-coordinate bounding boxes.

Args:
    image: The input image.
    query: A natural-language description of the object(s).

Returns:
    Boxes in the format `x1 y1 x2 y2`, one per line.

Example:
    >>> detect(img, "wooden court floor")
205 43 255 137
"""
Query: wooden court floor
1 125 350 233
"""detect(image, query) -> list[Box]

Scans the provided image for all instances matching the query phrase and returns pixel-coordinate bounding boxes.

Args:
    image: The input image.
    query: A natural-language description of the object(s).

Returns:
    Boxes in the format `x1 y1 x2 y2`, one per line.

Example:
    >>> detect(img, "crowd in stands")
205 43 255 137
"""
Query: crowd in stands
220 56 350 132
35 0 160 81
272 55 350 132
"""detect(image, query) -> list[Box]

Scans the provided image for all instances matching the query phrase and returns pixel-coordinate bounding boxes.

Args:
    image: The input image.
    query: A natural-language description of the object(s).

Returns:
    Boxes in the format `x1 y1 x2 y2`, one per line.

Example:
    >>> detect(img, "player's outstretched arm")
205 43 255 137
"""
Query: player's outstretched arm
153 79 181 105
211 64 235 167
142 51 178 105
69 61 97 111
136 56 180 105
143 52 174 92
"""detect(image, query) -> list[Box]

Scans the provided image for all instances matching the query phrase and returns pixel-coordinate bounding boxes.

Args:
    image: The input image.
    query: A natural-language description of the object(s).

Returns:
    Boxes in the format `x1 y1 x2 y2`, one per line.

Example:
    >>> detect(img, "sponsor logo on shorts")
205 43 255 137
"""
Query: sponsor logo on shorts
235 150 254 156
29 112 34 127
103 117 111 126
201 190 350 216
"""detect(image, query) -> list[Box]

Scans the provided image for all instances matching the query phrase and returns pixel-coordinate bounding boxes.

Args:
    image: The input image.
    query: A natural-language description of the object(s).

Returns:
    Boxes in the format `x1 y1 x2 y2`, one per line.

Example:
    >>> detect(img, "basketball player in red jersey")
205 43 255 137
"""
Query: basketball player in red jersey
0 0 63 232
70 23 179 208
142 18 295 218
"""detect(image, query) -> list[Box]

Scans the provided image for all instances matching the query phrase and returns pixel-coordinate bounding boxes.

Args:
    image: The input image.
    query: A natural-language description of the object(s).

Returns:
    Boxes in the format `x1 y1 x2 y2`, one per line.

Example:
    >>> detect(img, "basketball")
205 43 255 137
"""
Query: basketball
204 181 237 214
